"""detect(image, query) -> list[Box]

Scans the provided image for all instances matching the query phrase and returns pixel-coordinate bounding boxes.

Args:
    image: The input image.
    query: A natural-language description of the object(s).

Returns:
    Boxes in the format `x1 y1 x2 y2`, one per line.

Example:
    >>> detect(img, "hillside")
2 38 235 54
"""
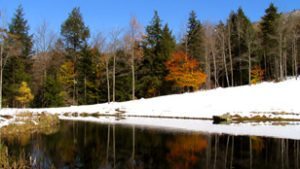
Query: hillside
1 77 300 121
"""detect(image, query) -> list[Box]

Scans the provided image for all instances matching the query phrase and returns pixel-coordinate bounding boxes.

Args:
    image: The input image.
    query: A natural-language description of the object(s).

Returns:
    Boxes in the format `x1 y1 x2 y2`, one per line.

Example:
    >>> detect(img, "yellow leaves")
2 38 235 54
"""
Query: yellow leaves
15 81 34 108
58 61 75 89
251 65 264 84
165 51 207 91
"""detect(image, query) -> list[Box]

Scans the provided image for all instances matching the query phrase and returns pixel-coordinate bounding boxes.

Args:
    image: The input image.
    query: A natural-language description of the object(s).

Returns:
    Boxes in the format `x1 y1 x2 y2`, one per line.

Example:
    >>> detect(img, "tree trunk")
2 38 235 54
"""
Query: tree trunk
0 42 3 109
279 33 283 81
113 53 116 102
84 76 87 104
222 32 230 87
131 49 135 100
283 37 287 79
293 33 298 78
227 23 233 86
205 42 211 89
106 58 110 103
212 49 218 88
248 41 252 84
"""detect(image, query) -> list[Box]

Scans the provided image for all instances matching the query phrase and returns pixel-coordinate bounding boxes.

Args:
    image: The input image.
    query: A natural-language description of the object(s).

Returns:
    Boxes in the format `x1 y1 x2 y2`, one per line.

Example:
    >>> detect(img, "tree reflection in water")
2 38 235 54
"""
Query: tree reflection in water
166 134 207 169
0 120 300 169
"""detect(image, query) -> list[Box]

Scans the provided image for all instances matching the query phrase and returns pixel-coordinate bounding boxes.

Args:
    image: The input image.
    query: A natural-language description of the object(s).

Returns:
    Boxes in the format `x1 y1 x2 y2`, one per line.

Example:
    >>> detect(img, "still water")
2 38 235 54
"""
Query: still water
1 120 300 169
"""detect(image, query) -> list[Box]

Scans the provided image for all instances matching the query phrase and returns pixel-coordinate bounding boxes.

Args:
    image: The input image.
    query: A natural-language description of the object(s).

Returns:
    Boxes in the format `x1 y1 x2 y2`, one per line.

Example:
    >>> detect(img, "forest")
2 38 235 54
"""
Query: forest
0 3 299 108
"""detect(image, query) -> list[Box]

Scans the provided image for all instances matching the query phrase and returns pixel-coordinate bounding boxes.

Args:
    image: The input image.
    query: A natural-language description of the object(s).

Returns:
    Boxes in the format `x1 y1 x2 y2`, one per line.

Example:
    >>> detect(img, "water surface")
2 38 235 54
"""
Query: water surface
1 120 300 169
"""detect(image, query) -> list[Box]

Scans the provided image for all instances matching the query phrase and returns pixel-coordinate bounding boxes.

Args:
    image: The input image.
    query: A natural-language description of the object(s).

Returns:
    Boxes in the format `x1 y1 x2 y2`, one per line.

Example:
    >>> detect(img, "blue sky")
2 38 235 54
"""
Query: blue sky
0 0 299 38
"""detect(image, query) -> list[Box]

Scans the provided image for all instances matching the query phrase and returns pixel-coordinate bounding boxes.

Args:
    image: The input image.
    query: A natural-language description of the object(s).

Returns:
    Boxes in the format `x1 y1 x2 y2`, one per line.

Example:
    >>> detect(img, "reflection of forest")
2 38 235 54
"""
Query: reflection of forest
0 124 59 168
1 121 300 169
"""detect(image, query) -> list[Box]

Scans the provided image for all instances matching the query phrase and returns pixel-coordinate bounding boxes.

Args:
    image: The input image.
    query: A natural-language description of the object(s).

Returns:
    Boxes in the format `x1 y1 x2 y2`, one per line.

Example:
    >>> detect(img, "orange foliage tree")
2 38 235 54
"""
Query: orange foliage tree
165 51 206 91
251 65 264 84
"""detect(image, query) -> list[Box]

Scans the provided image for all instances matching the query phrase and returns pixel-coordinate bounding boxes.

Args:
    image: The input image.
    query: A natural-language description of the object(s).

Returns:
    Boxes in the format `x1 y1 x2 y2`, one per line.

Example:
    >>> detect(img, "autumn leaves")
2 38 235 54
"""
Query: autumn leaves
165 51 206 91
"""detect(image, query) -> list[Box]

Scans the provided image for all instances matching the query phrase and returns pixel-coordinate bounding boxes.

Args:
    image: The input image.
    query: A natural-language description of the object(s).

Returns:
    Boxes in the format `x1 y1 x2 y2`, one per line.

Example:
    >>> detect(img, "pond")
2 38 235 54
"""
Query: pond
1 119 300 169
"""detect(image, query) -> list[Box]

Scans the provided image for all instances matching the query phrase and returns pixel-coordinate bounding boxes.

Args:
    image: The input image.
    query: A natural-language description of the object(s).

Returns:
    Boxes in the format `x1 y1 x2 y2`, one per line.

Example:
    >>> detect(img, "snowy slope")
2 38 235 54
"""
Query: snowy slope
1 78 300 119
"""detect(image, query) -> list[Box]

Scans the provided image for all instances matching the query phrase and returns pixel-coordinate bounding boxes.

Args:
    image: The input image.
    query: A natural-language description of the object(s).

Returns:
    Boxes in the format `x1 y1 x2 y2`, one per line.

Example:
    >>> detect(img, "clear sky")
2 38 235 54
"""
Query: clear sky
0 0 299 39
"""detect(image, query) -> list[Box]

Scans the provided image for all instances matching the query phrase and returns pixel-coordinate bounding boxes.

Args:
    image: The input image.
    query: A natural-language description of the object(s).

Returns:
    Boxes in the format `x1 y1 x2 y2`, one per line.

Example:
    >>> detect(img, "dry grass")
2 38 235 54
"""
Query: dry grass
0 113 60 136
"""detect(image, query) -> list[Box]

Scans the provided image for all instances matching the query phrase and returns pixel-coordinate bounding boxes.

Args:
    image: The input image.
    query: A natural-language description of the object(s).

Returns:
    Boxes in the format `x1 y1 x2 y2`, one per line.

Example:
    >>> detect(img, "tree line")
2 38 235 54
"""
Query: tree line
0 3 299 108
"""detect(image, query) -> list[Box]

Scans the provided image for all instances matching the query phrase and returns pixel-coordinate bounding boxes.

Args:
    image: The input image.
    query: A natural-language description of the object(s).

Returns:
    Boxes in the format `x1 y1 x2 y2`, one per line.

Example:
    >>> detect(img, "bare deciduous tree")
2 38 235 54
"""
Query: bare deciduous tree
127 16 142 100
93 33 110 103
32 21 56 98
109 28 122 102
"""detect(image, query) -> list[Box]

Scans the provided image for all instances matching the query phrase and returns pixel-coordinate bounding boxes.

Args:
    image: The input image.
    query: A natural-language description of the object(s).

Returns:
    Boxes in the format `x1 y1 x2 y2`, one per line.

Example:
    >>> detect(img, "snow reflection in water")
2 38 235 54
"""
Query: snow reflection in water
1 119 300 169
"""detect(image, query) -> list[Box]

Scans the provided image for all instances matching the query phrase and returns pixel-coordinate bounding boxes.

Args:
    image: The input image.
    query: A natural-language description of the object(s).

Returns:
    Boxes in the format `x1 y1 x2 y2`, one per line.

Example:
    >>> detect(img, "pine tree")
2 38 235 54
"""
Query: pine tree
61 7 90 51
185 11 204 63
260 3 280 80
3 5 32 107
138 11 175 97
43 75 64 107
138 11 163 97
77 45 99 104
160 24 176 94
228 8 256 85
8 5 32 60
61 7 90 105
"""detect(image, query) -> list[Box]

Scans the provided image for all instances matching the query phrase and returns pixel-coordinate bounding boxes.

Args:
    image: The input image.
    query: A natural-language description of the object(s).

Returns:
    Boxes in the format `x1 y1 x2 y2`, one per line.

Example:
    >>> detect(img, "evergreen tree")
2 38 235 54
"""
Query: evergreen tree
260 3 280 79
61 7 90 105
3 5 32 107
161 24 176 63
33 75 64 107
138 11 175 97
160 24 176 94
8 5 32 60
185 11 204 63
77 45 99 104
43 75 64 107
228 8 255 85
61 7 90 51
138 11 163 97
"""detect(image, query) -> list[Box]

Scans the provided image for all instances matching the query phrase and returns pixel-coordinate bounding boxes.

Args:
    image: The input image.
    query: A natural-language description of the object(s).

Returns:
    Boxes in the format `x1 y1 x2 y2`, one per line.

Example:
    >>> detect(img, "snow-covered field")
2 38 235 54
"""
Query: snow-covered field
2 77 300 119
1 78 300 139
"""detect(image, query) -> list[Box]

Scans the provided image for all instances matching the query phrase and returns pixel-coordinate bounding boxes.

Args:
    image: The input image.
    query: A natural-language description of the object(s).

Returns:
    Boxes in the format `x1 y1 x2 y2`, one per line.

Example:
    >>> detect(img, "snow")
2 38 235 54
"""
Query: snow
3 77 298 119
1 78 300 139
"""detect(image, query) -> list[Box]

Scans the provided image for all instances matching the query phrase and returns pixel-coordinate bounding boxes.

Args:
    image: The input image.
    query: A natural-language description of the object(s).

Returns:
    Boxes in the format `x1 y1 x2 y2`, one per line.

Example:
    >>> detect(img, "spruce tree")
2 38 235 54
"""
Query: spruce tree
228 8 254 85
185 11 204 63
43 75 64 107
77 45 98 104
260 3 280 79
138 11 163 97
3 5 32 107
9 5 32 60
138 11 175 97
160 24 176 94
